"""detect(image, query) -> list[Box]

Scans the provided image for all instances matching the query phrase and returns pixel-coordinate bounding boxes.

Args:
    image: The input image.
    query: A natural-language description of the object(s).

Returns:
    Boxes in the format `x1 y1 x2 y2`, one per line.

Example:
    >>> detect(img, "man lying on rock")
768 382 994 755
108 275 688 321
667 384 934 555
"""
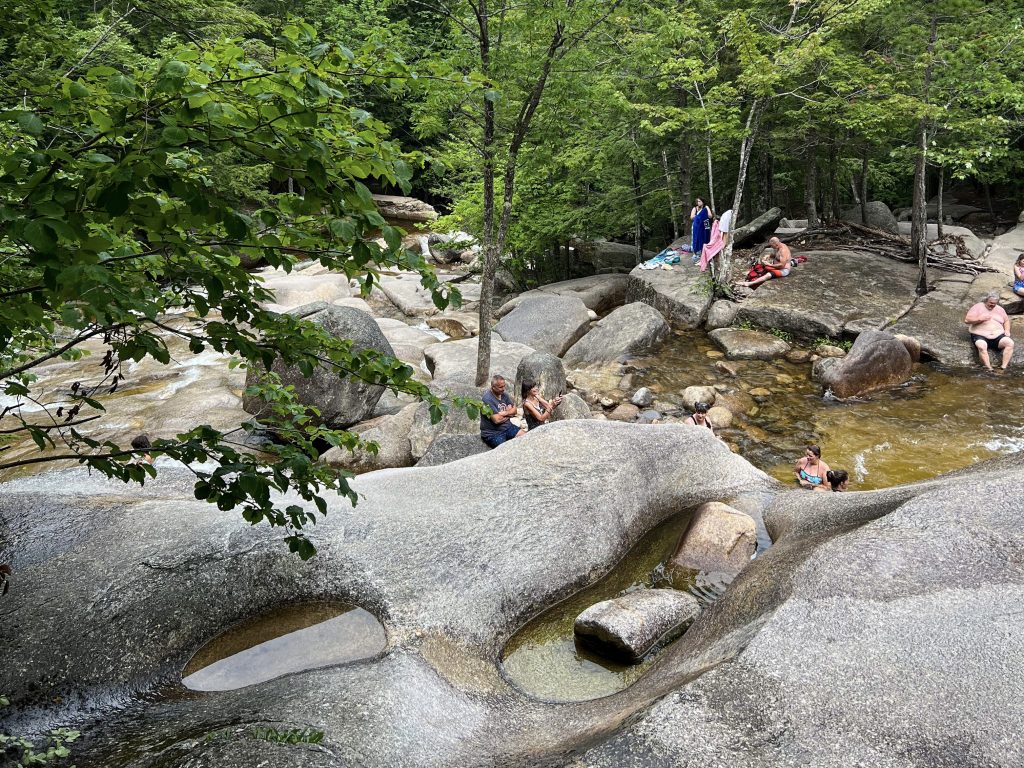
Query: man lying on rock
964 291 1014 371
480 374 525 447
737 237 792 289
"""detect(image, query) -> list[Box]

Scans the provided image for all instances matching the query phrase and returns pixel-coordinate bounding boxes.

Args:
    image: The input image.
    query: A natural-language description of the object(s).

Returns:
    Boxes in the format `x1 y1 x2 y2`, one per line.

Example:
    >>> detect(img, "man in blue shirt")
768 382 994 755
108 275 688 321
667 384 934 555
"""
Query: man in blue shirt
480 374 524 448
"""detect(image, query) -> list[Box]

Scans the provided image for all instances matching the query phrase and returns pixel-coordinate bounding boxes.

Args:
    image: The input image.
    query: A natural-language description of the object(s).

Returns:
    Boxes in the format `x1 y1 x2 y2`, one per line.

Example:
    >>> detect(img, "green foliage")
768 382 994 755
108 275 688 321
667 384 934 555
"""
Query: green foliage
204 725 325 745
0 13 461 555
814 336 853 352
0 695 80 766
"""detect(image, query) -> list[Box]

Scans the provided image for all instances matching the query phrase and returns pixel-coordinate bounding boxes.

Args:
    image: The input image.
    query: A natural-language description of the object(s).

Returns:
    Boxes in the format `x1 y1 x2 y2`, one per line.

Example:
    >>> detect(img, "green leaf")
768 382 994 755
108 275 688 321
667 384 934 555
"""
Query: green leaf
161 126 189 146
17 111 44 135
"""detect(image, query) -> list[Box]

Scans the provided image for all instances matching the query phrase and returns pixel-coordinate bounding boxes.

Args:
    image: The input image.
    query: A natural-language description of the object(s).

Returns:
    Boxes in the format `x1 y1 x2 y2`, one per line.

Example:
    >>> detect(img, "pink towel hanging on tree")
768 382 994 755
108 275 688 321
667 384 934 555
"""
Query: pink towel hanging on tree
699 220 723 272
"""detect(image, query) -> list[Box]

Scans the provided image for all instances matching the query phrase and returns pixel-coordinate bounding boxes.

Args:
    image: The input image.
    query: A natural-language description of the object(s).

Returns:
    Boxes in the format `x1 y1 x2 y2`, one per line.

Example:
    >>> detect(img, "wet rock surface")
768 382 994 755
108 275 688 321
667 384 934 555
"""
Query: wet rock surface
424 337 536 384
496 274 628 317
574 589 702 662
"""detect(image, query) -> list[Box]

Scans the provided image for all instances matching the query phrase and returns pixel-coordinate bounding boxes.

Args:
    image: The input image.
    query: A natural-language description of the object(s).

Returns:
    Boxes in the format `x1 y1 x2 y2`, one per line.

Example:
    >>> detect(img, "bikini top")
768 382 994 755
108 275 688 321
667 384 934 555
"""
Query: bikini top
799 461 824 485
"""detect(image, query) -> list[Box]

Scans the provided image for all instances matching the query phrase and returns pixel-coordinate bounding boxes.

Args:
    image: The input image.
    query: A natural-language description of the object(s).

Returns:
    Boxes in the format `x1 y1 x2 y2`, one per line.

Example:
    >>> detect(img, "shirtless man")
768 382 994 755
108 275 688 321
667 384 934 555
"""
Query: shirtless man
737 237 791 288
964 291 1014 370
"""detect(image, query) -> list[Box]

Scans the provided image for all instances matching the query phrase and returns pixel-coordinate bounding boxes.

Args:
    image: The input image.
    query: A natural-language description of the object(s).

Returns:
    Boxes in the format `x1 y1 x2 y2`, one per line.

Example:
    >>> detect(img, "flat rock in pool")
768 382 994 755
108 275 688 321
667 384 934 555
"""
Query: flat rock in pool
574 589 702 662
708 327 790 360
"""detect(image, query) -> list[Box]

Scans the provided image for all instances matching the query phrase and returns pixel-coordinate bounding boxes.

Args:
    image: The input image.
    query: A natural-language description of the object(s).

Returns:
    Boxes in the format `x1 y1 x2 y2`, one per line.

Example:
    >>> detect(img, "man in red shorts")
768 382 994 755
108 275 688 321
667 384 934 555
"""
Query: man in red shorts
738 237 792 289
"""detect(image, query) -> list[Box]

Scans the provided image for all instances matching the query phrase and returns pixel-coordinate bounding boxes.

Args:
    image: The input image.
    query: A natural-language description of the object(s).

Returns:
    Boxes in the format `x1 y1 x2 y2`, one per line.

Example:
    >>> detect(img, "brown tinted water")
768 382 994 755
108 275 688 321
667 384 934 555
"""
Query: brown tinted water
181 602 386 691
633 331 1024 491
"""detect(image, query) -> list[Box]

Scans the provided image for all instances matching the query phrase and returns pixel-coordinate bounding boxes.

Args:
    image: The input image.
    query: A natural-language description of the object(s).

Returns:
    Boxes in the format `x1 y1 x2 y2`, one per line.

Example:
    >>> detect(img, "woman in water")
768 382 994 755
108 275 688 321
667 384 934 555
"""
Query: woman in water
521 381 563 432
794 445 831 489
1013 253 1024 298
684 401 716 436
825 469 849 492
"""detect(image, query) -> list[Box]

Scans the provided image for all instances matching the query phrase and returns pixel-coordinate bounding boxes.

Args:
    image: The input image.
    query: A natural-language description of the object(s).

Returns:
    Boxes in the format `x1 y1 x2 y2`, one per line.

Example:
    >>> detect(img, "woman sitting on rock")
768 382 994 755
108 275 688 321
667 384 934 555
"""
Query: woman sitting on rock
795 445 830 489
1013 253 1024 298
521 381 562 432
684 402 716 436
825 469 849 492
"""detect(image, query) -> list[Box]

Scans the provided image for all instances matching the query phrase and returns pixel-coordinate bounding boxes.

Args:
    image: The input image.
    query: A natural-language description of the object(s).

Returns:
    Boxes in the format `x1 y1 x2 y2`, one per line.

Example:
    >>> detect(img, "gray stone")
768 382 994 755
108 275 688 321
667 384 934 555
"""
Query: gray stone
731 207 784 247
423 337 536 384
813 343 846 358
242 303 392 428
896 222 987 260
574 589 702 662
550 392 592 422
256 267 353 312
416 433 489 466
735 250 919 340
494 295 592 356
814 330 913 399
582 452 1024 768
705 299 739 330
626 265 712 330
497 275 629 317
514 351 566 405
840 200 900 234
372 194 438 225
576 240 656 273
708 328 791 360
1 421 771 767
608 402 640 421
373 272 441 318
669 501 757 575
707 405 733 429
630 387 655 408
563 302 669 368
408 379 482 459
681 385 716 411
427 312 479 339
637 409 662 423
322 403 417 473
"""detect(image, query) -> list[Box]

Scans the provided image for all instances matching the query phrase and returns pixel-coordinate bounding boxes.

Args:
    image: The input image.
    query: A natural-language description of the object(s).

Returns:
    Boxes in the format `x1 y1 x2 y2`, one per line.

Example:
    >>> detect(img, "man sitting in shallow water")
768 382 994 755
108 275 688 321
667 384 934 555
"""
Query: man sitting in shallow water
964 291 1014 371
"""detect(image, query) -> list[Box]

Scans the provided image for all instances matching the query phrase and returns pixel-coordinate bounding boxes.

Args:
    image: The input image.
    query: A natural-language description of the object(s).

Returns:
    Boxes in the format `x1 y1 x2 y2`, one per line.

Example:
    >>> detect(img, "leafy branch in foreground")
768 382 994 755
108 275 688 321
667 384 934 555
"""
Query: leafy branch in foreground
0 19 473 555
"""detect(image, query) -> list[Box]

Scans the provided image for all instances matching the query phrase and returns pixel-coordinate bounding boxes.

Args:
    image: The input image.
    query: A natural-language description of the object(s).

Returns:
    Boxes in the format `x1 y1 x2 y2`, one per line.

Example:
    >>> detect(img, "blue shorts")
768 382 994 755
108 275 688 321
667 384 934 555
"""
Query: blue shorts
482 421 521 448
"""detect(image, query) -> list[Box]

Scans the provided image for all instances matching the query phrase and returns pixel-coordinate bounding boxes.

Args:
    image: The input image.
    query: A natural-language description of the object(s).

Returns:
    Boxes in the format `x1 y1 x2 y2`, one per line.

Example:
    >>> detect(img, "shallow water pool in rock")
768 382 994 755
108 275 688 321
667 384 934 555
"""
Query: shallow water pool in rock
500 510 732 702
182 602 386 691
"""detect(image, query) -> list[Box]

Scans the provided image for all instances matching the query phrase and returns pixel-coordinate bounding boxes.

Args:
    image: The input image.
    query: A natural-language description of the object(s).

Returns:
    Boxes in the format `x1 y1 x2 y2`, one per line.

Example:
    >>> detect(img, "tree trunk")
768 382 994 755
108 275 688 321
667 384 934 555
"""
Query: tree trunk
860 152 869 225
631 141 643 262
474 0 496 387
804 141 819 227
911 121 929 296
713 98 761 286
828 141 840 221
694 81 715 212
661 148 680 240
676 89 692 236
936 165 944 239
911 14 938 298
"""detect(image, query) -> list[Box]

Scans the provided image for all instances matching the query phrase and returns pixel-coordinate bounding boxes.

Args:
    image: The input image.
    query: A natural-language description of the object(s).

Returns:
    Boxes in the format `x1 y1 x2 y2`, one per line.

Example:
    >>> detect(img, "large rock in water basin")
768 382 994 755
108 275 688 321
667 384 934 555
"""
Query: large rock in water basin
514 351 566 405
813 329 913 398
574 589 702 662
669 501 757 576
494 295 592 357
242 302 392 428
562 302 669 368
322 402 417 473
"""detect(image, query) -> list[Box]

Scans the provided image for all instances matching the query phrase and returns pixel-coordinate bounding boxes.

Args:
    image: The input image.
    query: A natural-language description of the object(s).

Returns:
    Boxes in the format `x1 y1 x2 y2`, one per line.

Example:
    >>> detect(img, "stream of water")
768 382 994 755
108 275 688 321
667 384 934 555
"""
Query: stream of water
632 331 1024 490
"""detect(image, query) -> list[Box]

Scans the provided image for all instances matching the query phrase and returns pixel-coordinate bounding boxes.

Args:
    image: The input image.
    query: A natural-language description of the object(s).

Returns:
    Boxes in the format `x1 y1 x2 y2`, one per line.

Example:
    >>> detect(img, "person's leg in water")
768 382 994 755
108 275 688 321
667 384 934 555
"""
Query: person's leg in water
974 336 993 370
999 336 1015 369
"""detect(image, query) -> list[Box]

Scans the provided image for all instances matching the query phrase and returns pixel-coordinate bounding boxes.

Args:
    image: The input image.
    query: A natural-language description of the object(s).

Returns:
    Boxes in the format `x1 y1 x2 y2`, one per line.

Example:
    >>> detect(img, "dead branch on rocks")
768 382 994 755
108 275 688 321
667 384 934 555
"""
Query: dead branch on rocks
775 221 996 276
